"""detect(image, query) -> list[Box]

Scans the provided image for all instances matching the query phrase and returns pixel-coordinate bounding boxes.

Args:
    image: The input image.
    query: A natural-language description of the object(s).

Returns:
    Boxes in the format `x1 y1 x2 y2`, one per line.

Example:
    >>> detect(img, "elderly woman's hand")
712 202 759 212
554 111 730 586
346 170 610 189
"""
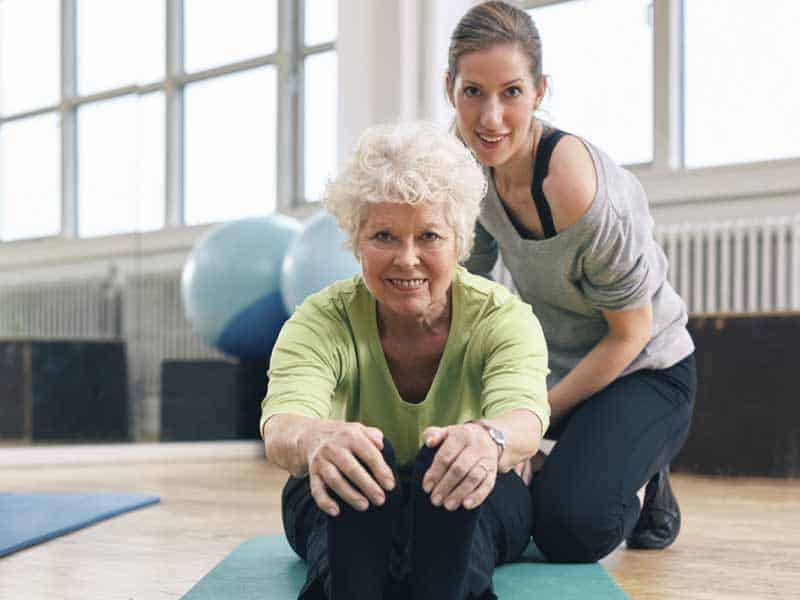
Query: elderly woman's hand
420 424 499 511
301 421 396 517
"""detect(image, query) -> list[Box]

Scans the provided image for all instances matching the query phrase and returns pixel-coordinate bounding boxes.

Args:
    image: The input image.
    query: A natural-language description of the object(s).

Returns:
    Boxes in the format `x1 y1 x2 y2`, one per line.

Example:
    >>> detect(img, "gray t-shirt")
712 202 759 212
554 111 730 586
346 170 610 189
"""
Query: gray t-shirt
464 136 694 388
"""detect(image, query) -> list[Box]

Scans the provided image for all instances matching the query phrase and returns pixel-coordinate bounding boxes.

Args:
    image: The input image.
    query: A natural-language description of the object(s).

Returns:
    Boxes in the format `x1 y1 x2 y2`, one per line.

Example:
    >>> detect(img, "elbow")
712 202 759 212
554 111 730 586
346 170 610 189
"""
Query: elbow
611 328 650 357
603 302 653 355
627 324 652 353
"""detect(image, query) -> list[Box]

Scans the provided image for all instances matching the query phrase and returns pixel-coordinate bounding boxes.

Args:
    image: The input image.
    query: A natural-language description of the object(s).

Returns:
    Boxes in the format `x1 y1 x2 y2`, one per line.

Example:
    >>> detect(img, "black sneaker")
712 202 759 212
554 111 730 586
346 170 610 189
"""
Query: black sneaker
626 467 681 550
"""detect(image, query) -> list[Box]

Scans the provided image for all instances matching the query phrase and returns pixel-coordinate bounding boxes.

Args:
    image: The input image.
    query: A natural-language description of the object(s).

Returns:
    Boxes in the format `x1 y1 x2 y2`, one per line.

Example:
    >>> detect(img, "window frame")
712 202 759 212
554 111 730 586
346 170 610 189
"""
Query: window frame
0 0 333 244
296 0 337 205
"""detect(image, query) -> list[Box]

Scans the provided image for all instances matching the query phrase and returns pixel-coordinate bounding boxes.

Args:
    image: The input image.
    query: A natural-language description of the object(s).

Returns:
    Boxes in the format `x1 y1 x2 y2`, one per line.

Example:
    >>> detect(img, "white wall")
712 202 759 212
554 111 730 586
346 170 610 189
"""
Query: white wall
336 0 473 157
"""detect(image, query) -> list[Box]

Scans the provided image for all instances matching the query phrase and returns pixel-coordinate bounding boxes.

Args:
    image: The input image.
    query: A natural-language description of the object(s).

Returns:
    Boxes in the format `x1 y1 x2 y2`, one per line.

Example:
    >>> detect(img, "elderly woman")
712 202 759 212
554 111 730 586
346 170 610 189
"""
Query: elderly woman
261 121 550 600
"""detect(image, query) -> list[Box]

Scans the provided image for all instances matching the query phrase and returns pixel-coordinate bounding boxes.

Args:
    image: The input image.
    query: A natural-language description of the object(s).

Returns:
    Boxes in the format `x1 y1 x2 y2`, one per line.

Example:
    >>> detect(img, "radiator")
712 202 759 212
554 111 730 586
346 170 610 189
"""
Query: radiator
0 271 228 439
655 215 800 314
122 271 230 438
0 277 120 339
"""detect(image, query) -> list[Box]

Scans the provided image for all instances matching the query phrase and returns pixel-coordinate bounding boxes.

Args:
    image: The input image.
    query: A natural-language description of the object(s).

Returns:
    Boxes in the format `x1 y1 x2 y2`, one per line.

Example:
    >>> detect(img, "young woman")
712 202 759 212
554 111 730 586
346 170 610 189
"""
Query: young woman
448 1 696 562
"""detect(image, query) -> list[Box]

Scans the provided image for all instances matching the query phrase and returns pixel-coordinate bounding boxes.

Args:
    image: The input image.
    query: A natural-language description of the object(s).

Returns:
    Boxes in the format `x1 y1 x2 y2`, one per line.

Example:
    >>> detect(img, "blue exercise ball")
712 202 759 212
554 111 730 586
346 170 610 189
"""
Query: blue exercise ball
182 214 303 361
280 211 361 313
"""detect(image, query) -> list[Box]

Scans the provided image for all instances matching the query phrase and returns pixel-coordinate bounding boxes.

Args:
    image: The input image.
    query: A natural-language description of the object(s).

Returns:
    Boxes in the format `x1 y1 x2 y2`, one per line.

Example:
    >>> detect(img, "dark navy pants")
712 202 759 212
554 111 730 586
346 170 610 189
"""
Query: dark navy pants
282 441 532 600
531 353 697 562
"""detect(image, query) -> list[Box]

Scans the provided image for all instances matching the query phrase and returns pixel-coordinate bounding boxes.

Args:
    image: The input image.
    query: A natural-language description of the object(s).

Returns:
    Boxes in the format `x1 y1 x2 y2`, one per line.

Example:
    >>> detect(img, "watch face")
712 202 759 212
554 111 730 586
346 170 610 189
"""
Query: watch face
489 427 506 446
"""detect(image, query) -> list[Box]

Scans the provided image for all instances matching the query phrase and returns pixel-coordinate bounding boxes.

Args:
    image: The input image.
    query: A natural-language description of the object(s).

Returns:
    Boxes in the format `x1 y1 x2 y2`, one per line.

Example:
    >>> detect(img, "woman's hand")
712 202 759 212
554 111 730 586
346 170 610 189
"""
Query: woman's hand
420 423 499 511
301 422 396 517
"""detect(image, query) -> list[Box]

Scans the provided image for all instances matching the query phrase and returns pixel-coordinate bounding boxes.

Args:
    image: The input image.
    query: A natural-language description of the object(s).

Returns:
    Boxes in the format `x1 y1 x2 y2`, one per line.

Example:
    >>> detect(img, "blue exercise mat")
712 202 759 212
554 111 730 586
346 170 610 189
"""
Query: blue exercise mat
181 535 629 599
0 492 160 557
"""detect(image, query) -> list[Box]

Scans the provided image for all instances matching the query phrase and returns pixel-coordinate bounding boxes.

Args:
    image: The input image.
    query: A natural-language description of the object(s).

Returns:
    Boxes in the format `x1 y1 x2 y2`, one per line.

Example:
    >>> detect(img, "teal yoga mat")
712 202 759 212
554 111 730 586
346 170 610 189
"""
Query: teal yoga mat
0 492 160 557
181 535 629 599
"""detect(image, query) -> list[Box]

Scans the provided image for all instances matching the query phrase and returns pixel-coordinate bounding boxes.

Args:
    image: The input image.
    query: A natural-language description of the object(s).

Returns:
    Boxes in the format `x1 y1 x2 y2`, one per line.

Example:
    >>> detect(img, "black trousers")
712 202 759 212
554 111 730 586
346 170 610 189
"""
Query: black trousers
530 353 697 562
282 442 532 600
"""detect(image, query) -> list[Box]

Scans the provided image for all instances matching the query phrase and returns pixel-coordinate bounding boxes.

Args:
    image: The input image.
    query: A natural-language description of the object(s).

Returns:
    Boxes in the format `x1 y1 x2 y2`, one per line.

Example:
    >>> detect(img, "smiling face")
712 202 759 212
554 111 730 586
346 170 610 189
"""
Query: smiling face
449 43 545 170
357 202 458 326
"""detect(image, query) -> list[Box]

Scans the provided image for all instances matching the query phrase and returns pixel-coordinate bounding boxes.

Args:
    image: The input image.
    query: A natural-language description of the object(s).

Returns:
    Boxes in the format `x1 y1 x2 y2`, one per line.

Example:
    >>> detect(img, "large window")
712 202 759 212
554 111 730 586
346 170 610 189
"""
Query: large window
77 0 165 96
525 0 800 171
75 0 166 238
0 113 61 241
0 0 61 241
303 0 338 203
0 0 337 242
77 93 166 237
184 68 278 225
684 0 800 168
527 0 654 166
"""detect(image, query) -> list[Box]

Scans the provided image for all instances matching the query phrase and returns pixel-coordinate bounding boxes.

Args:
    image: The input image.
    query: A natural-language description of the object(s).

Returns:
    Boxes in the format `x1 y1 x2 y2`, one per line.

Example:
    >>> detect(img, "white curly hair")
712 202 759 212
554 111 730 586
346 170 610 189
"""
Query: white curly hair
324 121 487 261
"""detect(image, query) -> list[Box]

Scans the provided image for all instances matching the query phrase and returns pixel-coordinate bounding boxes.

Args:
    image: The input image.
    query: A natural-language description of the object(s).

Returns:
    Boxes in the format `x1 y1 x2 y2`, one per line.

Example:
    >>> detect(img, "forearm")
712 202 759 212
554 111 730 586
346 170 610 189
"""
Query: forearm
482 408 543 473
262 413 326 477
549 333 647 421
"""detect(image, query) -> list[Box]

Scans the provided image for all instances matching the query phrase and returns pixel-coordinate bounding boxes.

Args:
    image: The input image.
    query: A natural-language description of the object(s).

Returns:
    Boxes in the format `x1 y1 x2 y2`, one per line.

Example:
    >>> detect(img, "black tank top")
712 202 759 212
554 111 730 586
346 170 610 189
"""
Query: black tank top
497 126 567 240
531 126 567 239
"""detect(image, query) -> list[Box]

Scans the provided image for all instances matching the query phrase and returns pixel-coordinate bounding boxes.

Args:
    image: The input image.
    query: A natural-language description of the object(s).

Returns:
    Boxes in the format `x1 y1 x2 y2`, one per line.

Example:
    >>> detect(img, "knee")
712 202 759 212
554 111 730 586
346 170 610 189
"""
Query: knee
415 443 437 468
532 490 624 563
411 444 437 487
380 437 397 469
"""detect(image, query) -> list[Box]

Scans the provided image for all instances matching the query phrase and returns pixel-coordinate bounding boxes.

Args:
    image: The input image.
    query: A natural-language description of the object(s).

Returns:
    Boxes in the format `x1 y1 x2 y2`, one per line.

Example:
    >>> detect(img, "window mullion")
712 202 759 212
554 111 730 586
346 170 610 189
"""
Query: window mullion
277 0 299 211
165 0 184 226
652 0 683 171
61 0 77 238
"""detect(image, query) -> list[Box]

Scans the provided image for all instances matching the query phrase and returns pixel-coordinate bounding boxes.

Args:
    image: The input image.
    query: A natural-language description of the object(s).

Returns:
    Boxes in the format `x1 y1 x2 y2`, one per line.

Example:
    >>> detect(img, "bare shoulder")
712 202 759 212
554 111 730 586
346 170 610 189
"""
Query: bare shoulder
542 135 597 232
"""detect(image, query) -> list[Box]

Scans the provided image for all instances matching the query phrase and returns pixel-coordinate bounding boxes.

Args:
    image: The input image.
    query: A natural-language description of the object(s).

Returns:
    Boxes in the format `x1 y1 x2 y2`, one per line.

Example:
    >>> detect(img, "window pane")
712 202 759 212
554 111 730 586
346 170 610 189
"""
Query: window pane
684 0 800 168
304 51 337 202
305 0 337 46
0 114 61 240
0 0 60 115
528 0 653 165
77 0 164 96
184 67 277 225
184 0 277 73
77 93 165 237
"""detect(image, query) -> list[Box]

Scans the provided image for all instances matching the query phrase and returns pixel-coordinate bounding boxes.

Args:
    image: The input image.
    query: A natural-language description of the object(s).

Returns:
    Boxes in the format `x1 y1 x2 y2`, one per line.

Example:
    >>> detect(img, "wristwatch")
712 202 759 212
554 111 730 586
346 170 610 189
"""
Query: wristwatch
467 420 506 462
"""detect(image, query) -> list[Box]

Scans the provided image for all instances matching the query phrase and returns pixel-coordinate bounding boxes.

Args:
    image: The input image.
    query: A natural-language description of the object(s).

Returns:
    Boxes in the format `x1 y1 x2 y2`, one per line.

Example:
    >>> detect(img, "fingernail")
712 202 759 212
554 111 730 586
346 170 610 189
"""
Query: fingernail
385 478 395 491
374 494 385 506
445 500 456 511
432 495 441 506
464 499 474 509
329 507 339 517
423 481 432 493
358 500 369 511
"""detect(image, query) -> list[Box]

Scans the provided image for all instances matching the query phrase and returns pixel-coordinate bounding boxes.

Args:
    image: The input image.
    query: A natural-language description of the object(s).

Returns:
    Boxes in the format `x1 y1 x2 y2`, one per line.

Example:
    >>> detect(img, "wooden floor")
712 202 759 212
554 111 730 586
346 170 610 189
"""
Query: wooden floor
1 442 798 600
